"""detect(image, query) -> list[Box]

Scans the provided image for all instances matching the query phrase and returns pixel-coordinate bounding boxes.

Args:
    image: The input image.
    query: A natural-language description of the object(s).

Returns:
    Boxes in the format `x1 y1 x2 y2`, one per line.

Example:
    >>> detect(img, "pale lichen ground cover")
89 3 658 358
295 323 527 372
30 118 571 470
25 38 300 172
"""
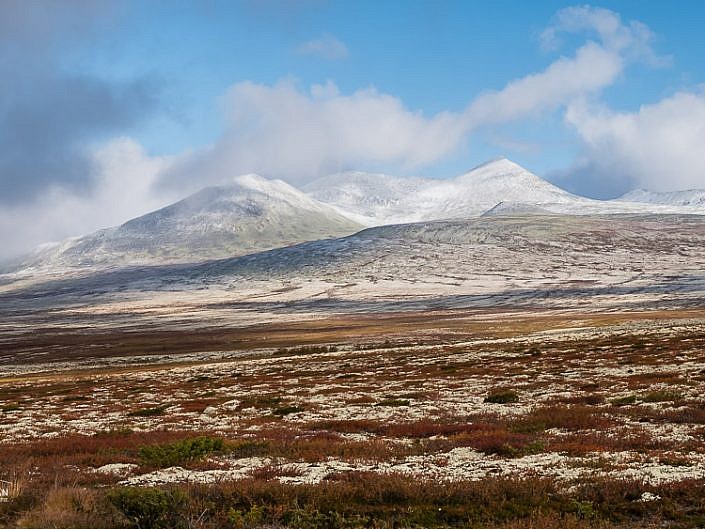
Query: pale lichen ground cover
2 309 705 491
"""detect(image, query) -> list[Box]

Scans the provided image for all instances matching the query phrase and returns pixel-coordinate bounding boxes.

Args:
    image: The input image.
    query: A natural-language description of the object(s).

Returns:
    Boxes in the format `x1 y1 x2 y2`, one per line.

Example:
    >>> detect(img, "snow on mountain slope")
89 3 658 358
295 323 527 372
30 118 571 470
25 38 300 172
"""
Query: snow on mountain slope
407 158 580 220
201 214 705 288
7 158 705 279
306 159 705 224
7 214 705 316
305 159 577 224
9 173 362 272
480 201 553 217
303 171 434 225
619 189 705 208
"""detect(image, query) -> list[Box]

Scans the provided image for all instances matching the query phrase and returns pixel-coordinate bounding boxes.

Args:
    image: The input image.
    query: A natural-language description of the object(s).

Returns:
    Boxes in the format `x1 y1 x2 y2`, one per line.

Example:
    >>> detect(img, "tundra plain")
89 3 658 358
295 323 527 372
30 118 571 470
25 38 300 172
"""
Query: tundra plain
2 214 705 528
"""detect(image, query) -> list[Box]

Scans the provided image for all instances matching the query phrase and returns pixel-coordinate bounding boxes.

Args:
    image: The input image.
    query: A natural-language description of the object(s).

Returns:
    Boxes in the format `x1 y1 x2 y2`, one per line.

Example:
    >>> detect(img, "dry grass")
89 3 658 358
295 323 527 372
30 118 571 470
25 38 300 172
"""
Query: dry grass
16 487 126 529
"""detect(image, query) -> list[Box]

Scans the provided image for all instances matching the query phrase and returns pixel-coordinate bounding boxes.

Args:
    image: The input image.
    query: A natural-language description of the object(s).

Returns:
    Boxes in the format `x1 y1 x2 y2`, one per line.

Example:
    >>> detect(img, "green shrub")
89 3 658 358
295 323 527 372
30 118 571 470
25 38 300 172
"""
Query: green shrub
108 487 185 529
226 440 270 459
227 505 266 529
139 436 224 468
283 508 369 529
642 390 682 403
271 405 304 416
237 395 282 410
484 390 519 404
610 395 637 407
127 405 169 417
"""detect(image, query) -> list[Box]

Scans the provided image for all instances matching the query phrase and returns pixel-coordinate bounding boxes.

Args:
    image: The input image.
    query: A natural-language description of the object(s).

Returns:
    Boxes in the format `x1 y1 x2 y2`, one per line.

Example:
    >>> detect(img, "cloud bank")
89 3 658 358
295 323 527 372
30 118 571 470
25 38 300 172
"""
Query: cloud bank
563 90 705 196
0 139 176 260
0 0 158 205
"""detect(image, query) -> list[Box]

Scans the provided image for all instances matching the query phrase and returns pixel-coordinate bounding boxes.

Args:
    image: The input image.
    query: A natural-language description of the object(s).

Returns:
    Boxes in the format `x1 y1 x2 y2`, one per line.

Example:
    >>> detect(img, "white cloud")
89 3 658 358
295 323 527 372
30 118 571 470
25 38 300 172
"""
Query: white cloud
463 42 622 126
296 34 349 59
565 90 705 193
540 5 668 66
0 139 177 260
161 79 466 189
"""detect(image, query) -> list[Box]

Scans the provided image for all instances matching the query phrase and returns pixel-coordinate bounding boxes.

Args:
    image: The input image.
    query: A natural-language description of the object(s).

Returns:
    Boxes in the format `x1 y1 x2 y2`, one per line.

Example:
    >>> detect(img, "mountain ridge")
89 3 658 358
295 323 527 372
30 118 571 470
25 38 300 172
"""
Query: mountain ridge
619 188 705 207
6 158 705 276
306 158 705 225
6 173 362 273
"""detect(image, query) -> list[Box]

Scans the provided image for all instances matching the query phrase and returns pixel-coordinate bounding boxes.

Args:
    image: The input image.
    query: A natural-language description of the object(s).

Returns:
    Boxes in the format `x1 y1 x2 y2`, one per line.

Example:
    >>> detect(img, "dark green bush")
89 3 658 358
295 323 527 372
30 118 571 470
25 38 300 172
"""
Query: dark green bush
610 395 637 407
138 436 224 468
271 405 305 416
127 405 169 417
484 390 519 404
642 390 682 403
108 487 185 529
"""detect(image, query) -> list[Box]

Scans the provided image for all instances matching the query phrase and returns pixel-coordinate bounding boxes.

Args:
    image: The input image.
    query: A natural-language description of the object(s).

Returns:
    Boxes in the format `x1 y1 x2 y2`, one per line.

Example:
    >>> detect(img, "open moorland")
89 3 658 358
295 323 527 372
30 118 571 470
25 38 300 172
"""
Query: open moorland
2 304 705 528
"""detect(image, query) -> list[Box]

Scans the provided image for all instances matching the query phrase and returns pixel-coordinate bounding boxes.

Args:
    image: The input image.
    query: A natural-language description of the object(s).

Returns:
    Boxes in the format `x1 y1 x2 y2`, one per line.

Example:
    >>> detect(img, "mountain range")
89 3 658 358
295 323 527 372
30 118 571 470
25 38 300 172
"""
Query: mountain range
4 158 705 275
306 158 705 224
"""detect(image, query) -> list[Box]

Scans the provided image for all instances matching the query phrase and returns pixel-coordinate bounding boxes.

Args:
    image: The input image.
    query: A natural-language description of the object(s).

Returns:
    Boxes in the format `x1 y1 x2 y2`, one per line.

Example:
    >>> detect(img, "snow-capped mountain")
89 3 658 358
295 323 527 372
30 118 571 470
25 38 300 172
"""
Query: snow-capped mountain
10 173 362 272
306 158 582 225
618 189 705 208
7 158 705 278
408 158 580 221
303 171 433 225
306 158 705 224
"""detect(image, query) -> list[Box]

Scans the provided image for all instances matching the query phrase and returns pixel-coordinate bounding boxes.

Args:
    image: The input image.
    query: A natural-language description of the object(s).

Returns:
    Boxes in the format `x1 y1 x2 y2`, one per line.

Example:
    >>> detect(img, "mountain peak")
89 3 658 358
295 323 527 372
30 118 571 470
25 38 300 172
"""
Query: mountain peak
305 158 584 225
230 173 300 196
456 158 549 189
12 172 362 271
466 157 526 175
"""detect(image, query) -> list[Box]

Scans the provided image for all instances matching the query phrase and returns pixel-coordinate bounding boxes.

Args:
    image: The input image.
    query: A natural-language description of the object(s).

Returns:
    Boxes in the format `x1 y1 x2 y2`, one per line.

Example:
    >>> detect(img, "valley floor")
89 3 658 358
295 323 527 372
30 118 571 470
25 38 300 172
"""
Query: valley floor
2 307 705 527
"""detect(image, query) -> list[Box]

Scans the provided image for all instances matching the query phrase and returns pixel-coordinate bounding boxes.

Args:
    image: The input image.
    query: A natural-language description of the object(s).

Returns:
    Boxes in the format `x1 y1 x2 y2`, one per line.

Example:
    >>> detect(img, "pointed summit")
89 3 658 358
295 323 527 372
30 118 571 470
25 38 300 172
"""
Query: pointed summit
465 156 524 173
457 158 538 183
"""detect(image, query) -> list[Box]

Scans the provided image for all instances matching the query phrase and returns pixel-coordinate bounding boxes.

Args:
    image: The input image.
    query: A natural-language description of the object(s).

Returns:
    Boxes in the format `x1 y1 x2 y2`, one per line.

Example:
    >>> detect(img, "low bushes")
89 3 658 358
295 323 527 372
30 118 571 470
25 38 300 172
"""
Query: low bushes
138 436 224 468
5 472 705 528
17 487 126 529
484 390 520 404
108 487 185 529
127 405 169 417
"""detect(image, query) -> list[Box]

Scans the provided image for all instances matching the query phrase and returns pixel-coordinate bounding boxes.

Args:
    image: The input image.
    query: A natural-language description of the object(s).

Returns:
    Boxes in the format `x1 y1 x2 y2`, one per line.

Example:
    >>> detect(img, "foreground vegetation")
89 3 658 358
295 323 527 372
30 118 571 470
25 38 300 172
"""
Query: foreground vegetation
2 309 705 527
4 472 705 529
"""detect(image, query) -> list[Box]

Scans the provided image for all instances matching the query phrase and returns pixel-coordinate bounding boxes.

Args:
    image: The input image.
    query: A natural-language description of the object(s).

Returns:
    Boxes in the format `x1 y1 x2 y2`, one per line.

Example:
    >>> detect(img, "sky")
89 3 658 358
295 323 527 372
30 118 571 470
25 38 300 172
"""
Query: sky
2 0 705 259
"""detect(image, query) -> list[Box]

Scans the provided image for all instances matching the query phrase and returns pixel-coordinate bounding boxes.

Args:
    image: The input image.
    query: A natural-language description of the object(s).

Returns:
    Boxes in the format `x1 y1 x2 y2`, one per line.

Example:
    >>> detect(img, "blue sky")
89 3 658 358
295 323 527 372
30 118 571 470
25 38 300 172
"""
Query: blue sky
2 1 705 257
82 1 704 173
